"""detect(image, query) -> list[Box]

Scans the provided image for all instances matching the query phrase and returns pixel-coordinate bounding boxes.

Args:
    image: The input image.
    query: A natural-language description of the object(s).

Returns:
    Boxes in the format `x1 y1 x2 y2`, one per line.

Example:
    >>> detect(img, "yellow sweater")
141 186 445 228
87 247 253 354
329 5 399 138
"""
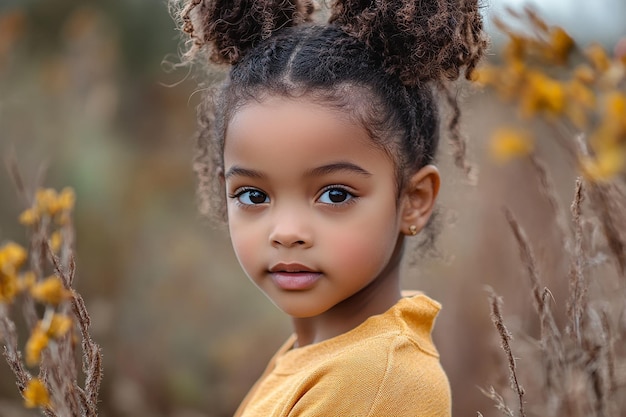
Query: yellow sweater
234 293 451 417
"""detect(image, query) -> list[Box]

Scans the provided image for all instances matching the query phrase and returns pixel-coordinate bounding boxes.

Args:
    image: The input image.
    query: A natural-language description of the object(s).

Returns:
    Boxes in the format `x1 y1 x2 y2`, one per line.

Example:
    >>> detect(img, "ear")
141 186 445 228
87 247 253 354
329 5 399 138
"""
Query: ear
400 165 440 236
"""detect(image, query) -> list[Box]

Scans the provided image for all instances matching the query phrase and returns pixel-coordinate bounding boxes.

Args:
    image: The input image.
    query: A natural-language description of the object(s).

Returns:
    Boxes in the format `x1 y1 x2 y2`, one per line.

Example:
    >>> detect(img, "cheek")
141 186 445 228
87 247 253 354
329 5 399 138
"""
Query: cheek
228 220 262 274
325 209 399 272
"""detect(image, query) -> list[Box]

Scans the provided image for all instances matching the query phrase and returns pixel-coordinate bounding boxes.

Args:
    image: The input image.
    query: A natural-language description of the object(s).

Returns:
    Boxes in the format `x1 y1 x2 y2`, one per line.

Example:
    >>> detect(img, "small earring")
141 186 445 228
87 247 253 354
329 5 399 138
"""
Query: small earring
409 225 418 236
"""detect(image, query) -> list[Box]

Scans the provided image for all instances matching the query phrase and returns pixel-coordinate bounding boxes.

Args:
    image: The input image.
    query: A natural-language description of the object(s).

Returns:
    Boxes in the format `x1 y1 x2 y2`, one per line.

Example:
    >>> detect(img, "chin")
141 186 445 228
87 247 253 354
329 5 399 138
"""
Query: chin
269 296 330 319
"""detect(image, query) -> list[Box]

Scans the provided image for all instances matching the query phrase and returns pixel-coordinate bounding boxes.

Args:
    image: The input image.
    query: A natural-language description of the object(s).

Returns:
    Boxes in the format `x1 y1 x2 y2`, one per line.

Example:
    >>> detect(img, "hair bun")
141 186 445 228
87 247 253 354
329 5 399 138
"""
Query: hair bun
179 0 315 65
329 0 487 86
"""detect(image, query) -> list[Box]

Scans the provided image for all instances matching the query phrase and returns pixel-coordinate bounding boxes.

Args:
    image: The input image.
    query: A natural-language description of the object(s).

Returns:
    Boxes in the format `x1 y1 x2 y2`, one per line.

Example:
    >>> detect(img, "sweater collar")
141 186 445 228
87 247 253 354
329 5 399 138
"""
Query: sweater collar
271 292 441 375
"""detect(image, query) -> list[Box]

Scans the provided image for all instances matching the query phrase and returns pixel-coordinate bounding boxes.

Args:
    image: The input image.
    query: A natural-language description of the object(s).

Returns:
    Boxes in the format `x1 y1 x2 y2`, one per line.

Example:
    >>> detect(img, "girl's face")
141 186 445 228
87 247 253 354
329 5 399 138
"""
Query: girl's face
223 96 406 318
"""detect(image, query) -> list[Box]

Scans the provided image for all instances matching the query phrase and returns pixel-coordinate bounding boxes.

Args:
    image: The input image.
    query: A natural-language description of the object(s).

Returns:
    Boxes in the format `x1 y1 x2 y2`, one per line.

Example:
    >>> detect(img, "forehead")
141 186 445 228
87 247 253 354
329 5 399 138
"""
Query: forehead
223 96 394 178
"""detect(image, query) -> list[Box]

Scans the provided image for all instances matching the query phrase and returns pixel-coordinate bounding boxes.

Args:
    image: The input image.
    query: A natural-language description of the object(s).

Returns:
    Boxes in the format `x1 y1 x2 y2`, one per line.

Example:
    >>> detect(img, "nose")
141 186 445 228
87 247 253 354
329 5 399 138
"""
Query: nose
268 210 312 248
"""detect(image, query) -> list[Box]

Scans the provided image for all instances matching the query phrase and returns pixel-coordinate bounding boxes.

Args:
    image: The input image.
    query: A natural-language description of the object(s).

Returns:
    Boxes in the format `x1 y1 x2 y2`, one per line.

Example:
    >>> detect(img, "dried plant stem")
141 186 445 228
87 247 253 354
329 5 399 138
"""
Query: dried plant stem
567 178 587 345
528 153 571 249
503 208 564 369
73 291 103 416
50 249 103 416
570 130 626 276
478 385 515 417
1 164 103 416
0 315 31 392
487 288 526 417
587 183 626 276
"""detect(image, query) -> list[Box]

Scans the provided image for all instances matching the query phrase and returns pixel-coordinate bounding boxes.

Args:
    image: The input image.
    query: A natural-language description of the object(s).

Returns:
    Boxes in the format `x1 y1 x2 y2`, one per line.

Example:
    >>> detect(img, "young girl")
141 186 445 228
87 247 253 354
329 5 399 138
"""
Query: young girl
173 0 486 415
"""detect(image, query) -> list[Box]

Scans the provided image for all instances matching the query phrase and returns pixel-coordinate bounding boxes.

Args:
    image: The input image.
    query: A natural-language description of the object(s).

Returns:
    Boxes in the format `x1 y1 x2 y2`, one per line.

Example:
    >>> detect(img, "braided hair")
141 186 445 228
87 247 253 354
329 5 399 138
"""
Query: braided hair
171 0 487 222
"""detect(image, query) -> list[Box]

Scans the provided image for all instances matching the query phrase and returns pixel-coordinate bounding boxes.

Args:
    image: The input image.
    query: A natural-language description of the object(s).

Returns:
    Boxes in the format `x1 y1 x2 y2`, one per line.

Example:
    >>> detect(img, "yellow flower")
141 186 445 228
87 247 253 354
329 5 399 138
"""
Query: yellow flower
605 91 626 119
25 314 73 366
35 188 60 216
57 187 76 212
520 71 566 118
547 27 575 64
47 314 73 338
32 187 76 220
470 64 498 87
0 242 28 271
586 43 611 73
49 231 62 254
564 80 596 129
592 92 626 145
18 208 39 226
490 128 534 162
26 328 49 366
0 271 18 303
30 276 72 305
573 65 596 84
504 34 527 63
580 148 624 182
0 242 27 303
567 80 596 109
23 378 51 408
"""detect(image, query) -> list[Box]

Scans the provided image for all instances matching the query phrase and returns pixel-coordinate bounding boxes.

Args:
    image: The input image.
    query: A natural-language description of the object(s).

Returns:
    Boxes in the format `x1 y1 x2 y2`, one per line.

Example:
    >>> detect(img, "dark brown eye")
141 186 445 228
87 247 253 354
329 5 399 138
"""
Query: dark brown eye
319 188 353 204
238 189 269 205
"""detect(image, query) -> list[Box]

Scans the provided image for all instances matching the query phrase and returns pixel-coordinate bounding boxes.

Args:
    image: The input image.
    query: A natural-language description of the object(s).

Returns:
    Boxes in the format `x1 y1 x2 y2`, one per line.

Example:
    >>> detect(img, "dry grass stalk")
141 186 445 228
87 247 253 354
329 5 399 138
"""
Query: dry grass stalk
486 288 526 417
485 177 624 417
0 164 102 416
470 6 626 416
528 153 571 249
503 208 564 370
587 183 626 276
567 177 587 344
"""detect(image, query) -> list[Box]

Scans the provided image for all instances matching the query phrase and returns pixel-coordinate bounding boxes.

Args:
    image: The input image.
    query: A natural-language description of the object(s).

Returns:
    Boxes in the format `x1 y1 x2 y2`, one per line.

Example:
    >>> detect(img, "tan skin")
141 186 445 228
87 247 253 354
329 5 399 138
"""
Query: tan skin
223 95 440 347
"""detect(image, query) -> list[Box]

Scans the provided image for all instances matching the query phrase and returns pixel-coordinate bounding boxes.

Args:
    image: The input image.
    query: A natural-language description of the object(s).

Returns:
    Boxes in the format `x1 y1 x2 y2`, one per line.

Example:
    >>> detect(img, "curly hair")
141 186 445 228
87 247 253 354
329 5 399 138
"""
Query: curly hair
170 0 487 223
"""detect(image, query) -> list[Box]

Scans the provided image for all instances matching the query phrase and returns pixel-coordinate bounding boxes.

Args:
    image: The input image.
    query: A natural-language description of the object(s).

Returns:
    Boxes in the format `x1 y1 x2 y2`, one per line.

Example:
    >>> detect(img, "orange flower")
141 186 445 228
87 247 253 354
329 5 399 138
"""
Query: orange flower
504 34 527 63
580 149 624 182
0 242 27 271
57 187 76 212
573 65 596 84
47 314 73 338
26 327 49 366
25 314 74 366
520 71 566 118
35 188 60 216
18 208 39 226
490 128 534 162
23 378 51 408
0 271 18 303
586 43 611 73
49 231 63 254
547 27 575 64
30 276 72 306
471 64 499 87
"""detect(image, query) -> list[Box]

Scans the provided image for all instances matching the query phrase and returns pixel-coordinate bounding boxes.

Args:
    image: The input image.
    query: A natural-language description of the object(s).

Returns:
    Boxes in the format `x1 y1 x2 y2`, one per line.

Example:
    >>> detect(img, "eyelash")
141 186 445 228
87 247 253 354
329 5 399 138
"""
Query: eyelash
227 185 359 208
228 187 268 208
317 185 358 207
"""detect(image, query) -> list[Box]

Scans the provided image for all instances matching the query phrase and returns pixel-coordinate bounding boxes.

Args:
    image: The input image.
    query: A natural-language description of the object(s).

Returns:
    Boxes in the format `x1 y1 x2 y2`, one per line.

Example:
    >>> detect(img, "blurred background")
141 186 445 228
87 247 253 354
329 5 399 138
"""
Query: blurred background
0 1 624 416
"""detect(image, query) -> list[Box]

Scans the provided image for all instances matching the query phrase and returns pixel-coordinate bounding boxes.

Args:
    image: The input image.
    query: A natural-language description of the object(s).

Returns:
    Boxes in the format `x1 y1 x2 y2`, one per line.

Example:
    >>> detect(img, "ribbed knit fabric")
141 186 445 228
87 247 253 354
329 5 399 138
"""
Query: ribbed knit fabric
234 293 451 417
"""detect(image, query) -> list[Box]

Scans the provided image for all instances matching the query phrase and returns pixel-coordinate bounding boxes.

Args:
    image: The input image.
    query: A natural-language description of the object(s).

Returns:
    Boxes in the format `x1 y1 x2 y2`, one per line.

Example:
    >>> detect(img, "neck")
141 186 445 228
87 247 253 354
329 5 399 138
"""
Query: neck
291 237 405 347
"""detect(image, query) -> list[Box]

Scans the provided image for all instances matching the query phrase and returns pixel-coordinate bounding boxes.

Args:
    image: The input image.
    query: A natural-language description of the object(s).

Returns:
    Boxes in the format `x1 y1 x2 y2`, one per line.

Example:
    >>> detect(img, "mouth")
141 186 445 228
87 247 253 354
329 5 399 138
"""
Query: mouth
268 263 322 290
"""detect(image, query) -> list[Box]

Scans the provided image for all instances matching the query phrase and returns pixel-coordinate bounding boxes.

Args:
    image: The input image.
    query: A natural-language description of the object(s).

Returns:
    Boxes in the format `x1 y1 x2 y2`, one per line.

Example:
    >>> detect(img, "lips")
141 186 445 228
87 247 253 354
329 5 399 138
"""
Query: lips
269 263 322 290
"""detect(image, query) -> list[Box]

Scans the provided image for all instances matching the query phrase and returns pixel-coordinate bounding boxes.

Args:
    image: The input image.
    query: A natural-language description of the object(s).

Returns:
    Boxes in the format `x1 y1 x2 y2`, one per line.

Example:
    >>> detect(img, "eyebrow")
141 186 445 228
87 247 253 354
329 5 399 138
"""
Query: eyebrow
224 162 372 180
306 162 372 178
224 166 265 180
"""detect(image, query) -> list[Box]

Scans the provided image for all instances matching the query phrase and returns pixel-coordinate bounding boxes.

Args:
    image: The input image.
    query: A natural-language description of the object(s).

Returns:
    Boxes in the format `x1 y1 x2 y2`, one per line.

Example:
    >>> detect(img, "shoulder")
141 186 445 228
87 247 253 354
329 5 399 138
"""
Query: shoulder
289 333 451 417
